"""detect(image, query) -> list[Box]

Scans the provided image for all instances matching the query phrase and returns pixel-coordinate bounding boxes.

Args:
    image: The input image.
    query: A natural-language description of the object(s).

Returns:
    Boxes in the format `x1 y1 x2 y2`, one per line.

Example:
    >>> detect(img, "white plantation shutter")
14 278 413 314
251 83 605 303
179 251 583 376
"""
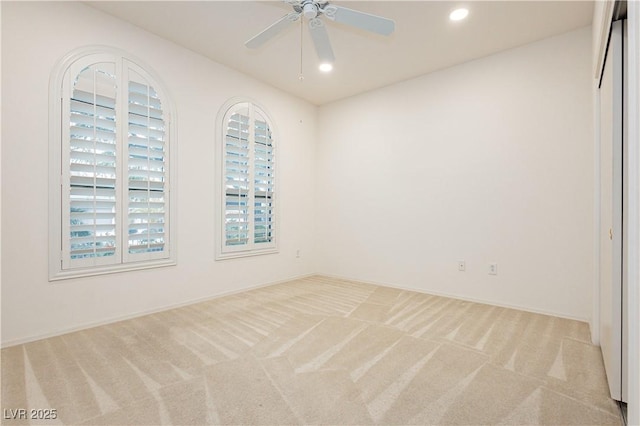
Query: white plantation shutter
253 111 275 244
56 50 173 276
221 101 276 255
224 105 251 246
64 61 120 269
126 67 168 260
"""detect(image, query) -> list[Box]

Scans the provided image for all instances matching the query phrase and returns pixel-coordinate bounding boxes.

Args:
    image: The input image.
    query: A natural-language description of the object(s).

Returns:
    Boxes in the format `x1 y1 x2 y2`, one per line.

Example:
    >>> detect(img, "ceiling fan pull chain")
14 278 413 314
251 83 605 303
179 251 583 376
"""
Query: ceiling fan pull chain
299 17 304 81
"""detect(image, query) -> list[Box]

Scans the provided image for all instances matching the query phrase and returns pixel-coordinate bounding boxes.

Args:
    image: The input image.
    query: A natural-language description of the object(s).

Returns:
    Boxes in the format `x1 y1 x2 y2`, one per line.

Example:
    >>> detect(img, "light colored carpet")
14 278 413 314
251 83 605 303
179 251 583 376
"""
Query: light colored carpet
1 275 622 425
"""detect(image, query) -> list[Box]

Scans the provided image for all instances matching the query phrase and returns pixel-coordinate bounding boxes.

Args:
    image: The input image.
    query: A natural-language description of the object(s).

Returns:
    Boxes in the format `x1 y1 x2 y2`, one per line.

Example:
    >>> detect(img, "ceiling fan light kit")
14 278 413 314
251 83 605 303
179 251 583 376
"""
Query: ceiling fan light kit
449 8 469 21
245 0 395 75
319 62 333 72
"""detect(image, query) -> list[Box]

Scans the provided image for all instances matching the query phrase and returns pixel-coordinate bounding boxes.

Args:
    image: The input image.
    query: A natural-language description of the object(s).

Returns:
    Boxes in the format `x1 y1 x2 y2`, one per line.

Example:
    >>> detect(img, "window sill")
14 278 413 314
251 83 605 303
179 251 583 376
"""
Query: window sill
216 247 278 261
49 258 177 282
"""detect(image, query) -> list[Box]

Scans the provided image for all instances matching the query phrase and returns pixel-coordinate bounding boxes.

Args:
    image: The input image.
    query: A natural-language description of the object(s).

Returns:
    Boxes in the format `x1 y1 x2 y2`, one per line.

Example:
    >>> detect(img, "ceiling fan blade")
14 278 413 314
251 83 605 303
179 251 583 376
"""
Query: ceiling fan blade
245 12 300 49
308 18 335 64
323 5 395 36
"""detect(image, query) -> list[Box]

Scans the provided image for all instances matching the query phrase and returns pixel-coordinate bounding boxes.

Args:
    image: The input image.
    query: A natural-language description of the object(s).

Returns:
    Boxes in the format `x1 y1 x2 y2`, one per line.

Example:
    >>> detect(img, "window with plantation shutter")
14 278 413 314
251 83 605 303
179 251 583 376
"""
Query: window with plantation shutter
218 100 277 258
50 48 175 280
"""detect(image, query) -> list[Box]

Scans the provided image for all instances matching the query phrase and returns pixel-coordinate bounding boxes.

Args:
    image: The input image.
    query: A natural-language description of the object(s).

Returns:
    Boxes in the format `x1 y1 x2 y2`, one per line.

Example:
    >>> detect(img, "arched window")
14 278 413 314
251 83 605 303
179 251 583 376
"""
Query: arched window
217 100 277 258
49 48 175 279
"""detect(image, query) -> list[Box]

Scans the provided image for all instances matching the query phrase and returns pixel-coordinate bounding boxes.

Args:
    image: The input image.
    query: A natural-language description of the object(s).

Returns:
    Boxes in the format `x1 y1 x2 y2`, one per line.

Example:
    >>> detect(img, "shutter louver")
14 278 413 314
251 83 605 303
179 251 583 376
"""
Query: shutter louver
68 64 118 262
127 71 167 258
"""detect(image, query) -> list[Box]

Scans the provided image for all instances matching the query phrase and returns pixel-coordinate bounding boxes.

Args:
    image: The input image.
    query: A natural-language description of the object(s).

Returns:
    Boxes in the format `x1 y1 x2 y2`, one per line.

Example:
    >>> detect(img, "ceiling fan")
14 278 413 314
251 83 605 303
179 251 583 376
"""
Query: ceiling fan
245 0 395 71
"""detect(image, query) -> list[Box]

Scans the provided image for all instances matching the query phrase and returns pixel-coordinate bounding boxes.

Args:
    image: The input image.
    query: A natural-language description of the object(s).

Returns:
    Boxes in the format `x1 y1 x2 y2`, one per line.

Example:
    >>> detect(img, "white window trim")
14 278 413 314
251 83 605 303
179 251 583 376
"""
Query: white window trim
215 97 279 260
49 46 178 281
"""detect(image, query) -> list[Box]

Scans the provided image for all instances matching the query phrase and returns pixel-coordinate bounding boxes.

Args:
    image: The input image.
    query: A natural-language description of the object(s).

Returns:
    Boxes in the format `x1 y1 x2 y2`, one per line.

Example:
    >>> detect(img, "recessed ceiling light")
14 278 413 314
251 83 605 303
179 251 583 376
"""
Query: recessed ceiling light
449 8 469 21
319 63 333 72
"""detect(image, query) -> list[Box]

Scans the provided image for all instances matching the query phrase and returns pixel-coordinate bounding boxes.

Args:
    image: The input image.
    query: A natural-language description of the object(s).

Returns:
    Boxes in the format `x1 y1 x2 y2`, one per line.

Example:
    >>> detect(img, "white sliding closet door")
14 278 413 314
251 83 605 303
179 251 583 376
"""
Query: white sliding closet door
599 19 624 402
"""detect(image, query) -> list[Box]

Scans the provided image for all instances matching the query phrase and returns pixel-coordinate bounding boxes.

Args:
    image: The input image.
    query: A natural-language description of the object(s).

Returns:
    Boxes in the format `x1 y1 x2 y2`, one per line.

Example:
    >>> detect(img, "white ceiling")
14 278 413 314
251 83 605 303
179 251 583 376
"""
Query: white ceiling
87 1 594 105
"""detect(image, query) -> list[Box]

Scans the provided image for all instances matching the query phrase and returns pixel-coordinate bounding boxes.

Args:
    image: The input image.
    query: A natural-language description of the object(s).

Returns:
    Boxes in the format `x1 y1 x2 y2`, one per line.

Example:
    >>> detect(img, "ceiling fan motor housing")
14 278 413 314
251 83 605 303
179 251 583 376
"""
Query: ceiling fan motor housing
302 1 319 20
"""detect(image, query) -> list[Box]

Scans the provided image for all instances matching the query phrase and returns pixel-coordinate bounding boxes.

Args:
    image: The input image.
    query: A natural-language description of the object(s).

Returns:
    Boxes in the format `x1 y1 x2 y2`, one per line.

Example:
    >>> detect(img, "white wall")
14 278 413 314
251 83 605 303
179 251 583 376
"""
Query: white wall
316 27 594 321
1 2 597 346
1 2 317 346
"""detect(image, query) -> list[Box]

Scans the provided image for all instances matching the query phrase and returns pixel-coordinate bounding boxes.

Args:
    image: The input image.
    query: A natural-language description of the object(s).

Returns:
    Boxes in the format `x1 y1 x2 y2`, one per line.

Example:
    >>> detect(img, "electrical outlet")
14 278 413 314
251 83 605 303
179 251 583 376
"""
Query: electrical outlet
489 263 498 275
296 249 301 258
457 260 466 272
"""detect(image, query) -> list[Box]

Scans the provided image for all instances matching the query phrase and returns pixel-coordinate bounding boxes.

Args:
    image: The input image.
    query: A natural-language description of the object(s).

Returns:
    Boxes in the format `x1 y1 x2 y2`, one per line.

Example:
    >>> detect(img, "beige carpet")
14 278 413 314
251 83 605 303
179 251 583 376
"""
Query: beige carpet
1 275 622 425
